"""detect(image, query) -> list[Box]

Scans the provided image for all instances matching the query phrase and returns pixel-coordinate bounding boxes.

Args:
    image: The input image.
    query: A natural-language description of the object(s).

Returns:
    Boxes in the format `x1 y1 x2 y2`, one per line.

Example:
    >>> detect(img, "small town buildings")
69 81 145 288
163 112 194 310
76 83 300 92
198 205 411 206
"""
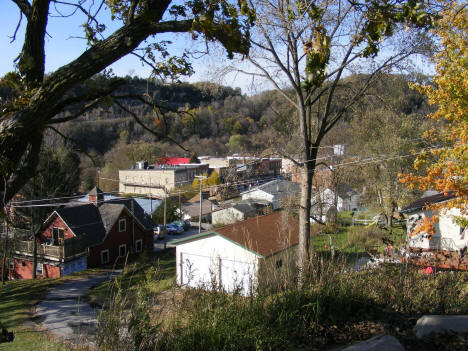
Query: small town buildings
9 187 154 280
199 156 282 183
182 194 219 223
170 212 299 295
402 191 468 270
241 179 300 210
119 162 208 197
311 183 360 221
211 203 258 226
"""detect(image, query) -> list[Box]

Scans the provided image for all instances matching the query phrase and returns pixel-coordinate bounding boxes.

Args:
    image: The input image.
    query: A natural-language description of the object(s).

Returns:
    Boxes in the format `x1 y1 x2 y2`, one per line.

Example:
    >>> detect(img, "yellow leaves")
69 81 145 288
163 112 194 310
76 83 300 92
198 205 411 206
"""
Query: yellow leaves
410 215 438 239
399 4 468 212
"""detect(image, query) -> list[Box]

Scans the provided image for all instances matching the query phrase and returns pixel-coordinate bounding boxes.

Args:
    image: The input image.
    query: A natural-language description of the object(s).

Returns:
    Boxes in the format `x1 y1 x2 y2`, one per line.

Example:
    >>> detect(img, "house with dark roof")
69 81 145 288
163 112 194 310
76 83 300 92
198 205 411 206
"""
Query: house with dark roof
402 191 467 251
211 202 258 226
170 212 299 295
10 187 155 279
241 179 300 210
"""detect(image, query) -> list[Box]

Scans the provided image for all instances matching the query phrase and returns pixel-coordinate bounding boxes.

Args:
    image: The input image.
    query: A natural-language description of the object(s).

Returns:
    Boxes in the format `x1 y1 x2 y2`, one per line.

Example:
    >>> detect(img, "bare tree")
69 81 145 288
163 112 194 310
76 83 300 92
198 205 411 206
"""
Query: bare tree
233 0 443 280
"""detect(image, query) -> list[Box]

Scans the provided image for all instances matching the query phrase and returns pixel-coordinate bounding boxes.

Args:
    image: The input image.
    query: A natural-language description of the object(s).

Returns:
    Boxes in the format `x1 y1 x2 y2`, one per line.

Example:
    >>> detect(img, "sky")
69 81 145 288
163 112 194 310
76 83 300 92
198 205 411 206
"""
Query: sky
1 1 435 95
0 1 254 92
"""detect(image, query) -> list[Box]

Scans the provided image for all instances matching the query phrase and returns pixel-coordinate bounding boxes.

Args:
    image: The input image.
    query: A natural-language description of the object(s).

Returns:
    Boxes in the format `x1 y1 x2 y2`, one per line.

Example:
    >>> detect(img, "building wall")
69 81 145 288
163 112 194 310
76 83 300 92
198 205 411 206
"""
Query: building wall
40 215 75 242
61 256 87 276
176 235 259 294
212 208 245 226
88 209 152 267
10 258 61 280
119 169 177 196
407 208 468 250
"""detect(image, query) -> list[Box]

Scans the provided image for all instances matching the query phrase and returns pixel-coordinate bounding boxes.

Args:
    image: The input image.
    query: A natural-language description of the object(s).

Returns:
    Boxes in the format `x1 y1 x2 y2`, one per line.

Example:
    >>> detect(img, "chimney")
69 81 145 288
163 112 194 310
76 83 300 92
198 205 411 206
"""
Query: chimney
88 186 104 206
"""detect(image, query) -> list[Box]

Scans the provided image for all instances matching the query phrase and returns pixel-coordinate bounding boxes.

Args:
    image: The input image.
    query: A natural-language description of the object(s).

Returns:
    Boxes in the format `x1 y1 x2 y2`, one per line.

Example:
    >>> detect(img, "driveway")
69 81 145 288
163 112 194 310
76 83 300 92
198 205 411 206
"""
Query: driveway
35 271 120 344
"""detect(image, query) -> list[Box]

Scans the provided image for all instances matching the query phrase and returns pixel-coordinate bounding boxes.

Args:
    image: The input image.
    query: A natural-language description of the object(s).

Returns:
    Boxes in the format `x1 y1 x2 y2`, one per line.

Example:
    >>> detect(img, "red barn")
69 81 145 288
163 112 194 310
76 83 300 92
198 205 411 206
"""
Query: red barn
10 187 155 279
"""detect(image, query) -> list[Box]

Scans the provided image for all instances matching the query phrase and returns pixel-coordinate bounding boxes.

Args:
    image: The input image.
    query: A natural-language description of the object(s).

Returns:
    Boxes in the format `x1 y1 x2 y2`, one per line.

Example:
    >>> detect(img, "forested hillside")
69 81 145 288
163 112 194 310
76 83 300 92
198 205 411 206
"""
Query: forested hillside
1 73 433 193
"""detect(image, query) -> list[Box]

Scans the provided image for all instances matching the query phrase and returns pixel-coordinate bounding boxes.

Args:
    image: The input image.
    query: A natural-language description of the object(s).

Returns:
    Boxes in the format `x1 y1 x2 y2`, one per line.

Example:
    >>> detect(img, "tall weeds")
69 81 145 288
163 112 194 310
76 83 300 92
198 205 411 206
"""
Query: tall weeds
97 254 468 351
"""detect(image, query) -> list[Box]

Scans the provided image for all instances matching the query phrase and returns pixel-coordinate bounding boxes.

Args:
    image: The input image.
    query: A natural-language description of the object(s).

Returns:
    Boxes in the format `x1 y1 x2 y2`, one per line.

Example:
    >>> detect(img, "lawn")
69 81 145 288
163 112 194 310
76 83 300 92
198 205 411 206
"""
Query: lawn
312 222 407 255
0 269 100 351
87 249 176 307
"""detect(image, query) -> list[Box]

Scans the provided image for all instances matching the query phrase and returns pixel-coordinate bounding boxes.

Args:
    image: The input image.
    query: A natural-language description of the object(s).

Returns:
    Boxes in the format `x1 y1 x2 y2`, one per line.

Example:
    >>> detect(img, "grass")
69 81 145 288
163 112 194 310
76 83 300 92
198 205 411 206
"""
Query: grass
87 249 176 307
0 268 104 351
95 254 468 351
311 222 407 255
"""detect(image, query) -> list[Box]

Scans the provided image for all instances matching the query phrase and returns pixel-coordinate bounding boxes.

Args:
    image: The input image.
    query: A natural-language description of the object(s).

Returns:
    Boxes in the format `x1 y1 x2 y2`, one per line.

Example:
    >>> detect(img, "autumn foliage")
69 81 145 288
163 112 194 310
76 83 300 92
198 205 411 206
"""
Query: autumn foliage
409 215 439 240
399 4 468 214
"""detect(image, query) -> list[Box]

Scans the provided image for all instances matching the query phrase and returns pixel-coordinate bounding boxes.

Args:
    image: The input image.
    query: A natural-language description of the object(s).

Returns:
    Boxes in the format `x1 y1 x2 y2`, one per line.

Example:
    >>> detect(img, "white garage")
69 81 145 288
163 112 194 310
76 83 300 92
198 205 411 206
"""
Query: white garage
170 212 299 296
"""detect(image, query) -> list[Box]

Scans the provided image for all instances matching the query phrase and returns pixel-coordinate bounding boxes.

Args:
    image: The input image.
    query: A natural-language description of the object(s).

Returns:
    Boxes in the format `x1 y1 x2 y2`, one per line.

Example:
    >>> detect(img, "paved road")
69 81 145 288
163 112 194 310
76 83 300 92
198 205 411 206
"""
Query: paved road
35 271 120 344
153 227 202 251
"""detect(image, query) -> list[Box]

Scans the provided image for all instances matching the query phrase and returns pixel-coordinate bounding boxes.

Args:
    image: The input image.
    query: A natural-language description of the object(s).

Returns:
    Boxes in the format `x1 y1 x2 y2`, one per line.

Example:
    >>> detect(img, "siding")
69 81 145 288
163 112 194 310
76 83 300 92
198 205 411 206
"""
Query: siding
40 215 75 242
88 209 152 267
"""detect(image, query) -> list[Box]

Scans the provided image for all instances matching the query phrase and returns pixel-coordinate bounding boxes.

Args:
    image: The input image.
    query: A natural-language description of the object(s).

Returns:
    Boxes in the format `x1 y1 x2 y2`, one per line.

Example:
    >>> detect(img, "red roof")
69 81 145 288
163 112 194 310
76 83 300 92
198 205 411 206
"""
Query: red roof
156 157 190 165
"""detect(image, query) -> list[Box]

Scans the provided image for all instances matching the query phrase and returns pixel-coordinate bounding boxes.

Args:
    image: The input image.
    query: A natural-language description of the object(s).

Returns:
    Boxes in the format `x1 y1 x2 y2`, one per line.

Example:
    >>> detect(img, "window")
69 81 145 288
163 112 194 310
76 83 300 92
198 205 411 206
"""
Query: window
8 260 14 270
52 228 64 245
135 239 142 253
101 250 109 264
276 259 283 269
119 244 127 258
36 263 43 276
119 218 126 232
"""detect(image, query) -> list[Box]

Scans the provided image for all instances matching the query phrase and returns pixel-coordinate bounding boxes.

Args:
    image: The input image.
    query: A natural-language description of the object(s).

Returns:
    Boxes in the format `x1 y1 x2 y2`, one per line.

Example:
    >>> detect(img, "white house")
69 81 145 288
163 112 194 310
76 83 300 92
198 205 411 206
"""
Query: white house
241 179 300 210
170 212 299 295
311 183 360 221
211 203 257 226
402 192 468 251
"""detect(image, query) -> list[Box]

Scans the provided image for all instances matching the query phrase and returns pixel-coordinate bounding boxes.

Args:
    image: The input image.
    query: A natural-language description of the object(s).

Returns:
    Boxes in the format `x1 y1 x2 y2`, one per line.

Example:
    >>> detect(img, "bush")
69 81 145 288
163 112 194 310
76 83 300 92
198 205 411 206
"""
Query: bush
346 226 386 250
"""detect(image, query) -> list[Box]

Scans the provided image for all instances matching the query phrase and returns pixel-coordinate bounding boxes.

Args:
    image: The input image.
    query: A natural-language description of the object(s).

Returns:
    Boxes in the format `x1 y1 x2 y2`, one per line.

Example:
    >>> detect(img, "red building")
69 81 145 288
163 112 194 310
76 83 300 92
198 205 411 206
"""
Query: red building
9 187 155 279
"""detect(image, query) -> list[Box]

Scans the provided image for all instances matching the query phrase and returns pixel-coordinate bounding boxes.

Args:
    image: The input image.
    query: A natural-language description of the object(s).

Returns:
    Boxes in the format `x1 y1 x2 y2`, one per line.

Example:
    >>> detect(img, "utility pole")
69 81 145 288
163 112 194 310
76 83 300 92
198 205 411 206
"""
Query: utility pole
195 175 207 233
163 194 167 230
171 190 185 220
131 200 135 251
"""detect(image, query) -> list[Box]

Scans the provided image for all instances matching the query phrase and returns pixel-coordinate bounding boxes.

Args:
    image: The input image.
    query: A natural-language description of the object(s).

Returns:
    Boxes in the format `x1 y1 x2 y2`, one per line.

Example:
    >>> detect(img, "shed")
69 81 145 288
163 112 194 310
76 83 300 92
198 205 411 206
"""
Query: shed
170 212 299 295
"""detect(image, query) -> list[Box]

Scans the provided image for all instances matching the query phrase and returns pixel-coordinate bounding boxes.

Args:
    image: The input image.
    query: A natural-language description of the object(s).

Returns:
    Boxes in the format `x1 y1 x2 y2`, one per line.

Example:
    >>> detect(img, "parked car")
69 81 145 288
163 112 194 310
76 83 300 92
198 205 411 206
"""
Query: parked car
153 225 166 240
170 220 191 231
166 223 183 235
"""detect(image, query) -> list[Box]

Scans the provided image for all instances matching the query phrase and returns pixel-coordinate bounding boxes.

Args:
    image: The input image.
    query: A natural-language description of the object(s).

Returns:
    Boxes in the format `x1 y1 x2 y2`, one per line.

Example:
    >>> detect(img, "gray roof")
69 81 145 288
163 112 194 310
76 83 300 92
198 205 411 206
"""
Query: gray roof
55 204 106 246
243 179 300 197
103 198 155 230
183 199 218 218
51 198 154 246
232 203 257 215
401 191 457 214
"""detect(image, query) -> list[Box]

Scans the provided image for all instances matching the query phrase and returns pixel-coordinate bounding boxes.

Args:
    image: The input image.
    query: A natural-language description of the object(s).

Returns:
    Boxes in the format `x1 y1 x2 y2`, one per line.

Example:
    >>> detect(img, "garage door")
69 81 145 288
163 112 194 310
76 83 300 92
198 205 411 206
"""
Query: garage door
180 252 216 289
221 258 255 296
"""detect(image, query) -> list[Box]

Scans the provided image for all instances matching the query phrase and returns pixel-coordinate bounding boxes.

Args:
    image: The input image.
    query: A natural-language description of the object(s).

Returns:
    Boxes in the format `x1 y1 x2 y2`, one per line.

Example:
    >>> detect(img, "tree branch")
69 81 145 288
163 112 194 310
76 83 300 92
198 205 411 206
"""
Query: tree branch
12 0 32 20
